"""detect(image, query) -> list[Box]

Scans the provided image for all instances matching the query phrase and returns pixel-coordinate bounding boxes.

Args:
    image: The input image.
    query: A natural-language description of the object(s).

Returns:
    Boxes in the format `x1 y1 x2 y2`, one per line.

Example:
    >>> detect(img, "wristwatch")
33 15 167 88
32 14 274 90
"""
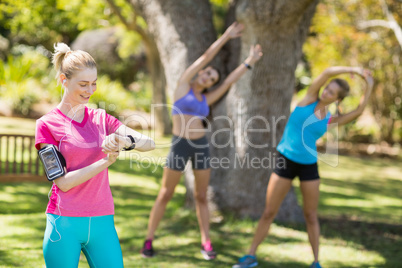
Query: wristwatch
243 62 252 70
123 135 136 151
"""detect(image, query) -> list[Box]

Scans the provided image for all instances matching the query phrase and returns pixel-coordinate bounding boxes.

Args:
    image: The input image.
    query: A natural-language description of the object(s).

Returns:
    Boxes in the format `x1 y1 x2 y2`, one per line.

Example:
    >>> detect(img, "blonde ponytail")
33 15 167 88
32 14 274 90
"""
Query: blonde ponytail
51 42 96 84
52 43 71 80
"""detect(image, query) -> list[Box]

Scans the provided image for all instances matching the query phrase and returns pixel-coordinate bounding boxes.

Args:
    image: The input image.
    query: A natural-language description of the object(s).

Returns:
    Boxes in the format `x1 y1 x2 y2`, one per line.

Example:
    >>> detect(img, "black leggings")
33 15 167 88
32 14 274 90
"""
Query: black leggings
166 135 210 171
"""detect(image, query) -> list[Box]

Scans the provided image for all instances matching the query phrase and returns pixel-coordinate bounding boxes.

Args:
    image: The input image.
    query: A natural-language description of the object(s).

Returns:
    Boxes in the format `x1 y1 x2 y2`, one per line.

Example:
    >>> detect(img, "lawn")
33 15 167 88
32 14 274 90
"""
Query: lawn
0 116 401 268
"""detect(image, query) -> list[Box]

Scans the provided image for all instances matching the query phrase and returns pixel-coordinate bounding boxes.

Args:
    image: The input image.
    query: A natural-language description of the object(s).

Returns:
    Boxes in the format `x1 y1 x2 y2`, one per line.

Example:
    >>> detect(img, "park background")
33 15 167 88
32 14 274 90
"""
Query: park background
0 0 401 267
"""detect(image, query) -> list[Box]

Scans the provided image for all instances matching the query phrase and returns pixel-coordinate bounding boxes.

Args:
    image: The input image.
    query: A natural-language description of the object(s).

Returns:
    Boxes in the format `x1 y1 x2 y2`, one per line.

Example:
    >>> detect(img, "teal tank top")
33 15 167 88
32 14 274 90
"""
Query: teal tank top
277 101 331 164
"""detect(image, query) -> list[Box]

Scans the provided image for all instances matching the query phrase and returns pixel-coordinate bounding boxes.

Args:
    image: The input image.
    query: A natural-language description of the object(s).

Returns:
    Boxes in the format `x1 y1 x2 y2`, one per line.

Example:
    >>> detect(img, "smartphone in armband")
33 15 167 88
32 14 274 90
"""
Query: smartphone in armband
38 144 66 181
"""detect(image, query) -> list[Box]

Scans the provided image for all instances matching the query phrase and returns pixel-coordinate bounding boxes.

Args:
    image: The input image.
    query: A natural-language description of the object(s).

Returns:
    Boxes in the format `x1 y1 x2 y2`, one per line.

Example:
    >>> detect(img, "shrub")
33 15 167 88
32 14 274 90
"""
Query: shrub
89 75 134 117
129 72 153 113
0 52 48 116
1 79 42 116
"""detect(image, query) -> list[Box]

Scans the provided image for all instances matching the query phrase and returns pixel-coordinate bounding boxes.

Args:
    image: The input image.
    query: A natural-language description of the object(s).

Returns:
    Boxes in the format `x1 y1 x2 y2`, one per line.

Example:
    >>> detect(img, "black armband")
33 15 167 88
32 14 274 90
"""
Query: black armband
38 144 66 181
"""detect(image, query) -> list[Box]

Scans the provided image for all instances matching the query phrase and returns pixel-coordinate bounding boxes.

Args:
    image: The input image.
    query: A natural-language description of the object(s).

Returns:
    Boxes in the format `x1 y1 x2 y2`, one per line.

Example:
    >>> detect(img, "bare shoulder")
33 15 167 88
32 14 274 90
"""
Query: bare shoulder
297 94 318 107
174 83 191 101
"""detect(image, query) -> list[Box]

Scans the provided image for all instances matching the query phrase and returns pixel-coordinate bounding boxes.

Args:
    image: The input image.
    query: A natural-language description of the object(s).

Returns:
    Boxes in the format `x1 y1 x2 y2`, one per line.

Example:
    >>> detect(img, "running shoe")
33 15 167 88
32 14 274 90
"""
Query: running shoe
140 239 154 258
310 261 322 268
232 255 258 268
200 240 217 260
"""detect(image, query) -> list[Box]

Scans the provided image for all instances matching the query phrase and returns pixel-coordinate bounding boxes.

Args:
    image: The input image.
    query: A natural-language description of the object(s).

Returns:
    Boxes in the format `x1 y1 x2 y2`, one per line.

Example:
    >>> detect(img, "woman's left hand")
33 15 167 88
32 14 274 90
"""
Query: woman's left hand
101 133 127 154
225 22 245 39
104 151 120 164
357 68 374 90
352 67 371 79
248 44 263 64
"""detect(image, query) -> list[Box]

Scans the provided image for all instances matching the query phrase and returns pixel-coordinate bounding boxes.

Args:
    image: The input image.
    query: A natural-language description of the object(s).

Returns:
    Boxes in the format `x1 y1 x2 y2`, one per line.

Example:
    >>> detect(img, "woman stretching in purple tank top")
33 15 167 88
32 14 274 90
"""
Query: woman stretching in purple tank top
233 67 374 268
141 21 262 260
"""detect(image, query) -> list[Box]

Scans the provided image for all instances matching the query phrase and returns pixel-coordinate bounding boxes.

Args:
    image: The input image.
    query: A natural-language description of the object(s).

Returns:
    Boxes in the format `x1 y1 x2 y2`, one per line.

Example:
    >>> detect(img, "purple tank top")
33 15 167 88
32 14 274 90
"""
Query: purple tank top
172 89 209 118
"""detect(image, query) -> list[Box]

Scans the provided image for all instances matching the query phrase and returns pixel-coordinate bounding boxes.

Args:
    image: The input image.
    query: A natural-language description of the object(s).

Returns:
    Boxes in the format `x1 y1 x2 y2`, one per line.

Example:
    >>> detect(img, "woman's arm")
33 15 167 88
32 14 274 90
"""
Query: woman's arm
329 72 374 127
205 44 263 105
175 22 244 98
106 124 155 152
299 66 368 106
38 143 119 192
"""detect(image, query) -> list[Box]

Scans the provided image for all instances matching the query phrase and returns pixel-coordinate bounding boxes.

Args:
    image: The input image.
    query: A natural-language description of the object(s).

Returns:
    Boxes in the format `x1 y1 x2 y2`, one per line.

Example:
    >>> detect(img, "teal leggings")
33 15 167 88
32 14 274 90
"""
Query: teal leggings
43 214 123 268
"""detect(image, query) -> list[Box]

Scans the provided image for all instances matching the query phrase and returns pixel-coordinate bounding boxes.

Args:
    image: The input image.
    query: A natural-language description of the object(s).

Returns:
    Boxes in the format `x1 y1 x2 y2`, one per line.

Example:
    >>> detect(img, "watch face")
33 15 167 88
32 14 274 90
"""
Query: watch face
124 135 136 150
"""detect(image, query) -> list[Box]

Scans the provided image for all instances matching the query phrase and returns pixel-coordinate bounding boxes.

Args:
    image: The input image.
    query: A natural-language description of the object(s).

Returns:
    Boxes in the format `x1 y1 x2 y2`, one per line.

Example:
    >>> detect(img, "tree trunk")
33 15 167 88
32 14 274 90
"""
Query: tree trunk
130 0 218 97
132 0 318 222
142 36 171 136
208 0 318 221
106 0 171 135
130 0 220 208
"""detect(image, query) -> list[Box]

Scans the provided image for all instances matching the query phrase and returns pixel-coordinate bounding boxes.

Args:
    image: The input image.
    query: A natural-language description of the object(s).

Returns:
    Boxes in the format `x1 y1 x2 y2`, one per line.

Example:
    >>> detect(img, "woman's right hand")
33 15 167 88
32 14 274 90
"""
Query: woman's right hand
364 71 374 89
104 151 119 164
224 22 244 39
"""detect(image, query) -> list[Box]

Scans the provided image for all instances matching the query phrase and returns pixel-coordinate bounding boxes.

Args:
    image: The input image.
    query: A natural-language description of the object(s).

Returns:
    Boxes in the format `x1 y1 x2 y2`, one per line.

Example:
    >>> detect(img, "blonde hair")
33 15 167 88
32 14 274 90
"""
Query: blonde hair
52 43 96 83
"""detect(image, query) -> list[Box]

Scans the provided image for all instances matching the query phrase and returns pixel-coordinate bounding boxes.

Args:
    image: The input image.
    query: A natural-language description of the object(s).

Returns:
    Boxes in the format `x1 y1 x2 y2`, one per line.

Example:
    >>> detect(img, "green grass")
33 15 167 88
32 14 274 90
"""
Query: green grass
0 116 401 267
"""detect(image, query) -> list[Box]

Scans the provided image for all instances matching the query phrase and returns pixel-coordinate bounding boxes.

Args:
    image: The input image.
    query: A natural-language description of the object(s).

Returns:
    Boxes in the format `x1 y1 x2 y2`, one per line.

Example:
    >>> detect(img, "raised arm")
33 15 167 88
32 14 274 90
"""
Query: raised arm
205 44 263 105
175 22 244 96
329 71 374 127
299 66 368 106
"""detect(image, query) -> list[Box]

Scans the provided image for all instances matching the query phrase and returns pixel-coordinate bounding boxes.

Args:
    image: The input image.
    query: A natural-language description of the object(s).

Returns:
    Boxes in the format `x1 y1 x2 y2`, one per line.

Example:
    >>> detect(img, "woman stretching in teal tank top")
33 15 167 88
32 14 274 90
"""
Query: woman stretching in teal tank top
233 66 374 268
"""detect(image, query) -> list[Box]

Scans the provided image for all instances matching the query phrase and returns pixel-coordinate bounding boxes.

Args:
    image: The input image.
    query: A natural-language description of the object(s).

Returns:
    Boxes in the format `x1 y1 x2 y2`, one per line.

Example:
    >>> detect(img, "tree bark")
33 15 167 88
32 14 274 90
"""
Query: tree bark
130 0 220 208
142 36 171 136
130 0 218 97
107 0 171 135
208 0 318 221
